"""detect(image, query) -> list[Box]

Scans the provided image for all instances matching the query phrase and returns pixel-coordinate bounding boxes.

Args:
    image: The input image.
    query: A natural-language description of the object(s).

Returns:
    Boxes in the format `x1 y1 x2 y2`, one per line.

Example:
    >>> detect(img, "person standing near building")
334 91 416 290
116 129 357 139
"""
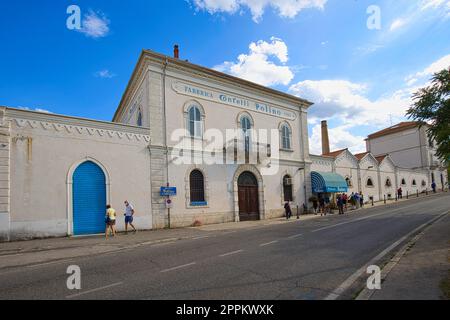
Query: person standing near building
397 187 403 199
337 194 344 215
359 193 364 208
105 205 117 239
124 200 137 234
284 201 292 220
431 181 437 193
319 196 325 216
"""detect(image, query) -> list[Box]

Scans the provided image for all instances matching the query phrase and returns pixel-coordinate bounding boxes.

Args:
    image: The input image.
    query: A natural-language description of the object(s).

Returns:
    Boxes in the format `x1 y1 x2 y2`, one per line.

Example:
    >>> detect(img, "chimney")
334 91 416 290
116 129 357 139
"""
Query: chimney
321 120 330 155
174 45 179 59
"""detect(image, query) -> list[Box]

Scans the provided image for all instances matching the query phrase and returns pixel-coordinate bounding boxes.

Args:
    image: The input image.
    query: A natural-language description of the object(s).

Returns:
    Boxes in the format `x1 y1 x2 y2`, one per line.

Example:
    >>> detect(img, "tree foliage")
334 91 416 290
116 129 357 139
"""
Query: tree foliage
407 68 450 163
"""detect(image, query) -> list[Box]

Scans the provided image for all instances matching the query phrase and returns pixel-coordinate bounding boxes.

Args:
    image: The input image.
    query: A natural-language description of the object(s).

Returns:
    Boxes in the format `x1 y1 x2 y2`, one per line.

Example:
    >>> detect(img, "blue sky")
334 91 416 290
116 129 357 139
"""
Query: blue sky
1 0 449 154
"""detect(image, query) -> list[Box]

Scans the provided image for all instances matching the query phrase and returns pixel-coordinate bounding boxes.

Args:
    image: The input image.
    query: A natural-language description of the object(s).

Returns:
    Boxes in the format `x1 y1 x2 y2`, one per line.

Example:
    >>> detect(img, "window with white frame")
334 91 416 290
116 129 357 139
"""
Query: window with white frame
240 115 252 153
187 105 203 138
280 123 292 150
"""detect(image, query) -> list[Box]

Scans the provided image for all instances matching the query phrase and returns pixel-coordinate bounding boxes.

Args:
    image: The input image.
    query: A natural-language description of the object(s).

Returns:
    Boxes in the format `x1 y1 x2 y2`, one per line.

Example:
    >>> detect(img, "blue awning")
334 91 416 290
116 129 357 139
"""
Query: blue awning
311 171 348 193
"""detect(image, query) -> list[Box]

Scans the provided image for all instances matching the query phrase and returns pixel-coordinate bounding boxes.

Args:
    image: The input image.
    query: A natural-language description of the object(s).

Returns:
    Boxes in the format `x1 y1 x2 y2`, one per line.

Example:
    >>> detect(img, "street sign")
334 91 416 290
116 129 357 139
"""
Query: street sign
165 198 173 209
160 187 177 197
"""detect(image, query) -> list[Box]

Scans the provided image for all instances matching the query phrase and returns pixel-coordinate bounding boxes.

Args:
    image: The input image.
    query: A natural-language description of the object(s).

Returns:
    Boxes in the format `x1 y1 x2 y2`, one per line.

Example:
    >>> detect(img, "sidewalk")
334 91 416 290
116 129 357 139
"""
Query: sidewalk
365 214 450 300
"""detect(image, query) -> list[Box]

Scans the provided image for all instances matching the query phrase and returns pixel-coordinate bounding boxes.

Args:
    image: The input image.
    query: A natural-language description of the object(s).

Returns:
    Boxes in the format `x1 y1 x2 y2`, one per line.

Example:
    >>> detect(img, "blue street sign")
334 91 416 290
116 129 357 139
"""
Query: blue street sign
160 187 177 197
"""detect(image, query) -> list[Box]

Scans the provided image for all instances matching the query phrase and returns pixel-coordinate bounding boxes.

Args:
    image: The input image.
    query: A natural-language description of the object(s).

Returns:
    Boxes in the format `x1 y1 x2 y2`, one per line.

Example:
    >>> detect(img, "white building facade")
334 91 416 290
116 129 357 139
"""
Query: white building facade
0 49 313 240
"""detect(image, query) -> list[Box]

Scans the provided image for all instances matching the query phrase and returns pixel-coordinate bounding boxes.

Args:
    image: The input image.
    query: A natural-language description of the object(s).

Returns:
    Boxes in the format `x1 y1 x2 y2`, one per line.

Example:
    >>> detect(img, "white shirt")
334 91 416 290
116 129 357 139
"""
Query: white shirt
125 204 134 217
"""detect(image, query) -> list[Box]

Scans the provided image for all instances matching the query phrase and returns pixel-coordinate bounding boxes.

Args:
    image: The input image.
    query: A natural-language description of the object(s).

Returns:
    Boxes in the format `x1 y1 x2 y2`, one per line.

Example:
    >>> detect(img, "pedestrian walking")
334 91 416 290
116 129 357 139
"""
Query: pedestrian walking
431 181 436 193
124 200 137 234
359 193 364 208
319 196 325 216
312 198 318 215
343 193 348 211
105 204 117 239
397 187 403 199
337 194 344 215
284 201 292 220
324 195 330 215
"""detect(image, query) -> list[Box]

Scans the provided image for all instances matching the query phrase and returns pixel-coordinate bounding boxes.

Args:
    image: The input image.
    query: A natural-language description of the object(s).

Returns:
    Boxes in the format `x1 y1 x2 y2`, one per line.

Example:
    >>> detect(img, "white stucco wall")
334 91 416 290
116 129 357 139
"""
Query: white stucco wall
7 109 152 240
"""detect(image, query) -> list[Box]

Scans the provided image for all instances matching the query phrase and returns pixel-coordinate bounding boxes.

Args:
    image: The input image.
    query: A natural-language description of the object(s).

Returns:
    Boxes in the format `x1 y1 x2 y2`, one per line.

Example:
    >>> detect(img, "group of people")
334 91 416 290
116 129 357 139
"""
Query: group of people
105 200 137 239
336 192 364 214
310 192 365 216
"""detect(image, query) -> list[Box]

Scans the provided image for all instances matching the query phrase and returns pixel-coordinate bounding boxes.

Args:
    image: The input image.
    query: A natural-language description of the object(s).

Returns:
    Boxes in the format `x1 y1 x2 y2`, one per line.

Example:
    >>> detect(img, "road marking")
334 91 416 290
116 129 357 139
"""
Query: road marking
66 282 123 299
219 250 244 257
26 259 74 268
287 234 303 239
324 210 449 300
160 262 196 273
312 202 426 233
260 241 278 247
0 253 23 258
192 236 209 240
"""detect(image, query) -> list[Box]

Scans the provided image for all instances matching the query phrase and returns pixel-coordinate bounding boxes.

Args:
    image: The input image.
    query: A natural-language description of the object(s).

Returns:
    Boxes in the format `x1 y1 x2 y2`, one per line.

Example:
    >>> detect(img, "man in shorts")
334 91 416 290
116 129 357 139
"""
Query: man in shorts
124 200 137 234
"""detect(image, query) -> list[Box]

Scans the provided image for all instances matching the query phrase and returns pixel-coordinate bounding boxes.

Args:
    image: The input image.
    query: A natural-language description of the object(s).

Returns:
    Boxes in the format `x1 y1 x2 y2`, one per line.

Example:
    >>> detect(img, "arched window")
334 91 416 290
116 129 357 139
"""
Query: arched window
401 178 406 185
412 179 417 186
367 178 374 187
280 124 292 150
346 177 352 187
240 115 253 156
189 170 205 204
188 106 202 138
283 175 293 202
137 109 143 127
385 178 392 187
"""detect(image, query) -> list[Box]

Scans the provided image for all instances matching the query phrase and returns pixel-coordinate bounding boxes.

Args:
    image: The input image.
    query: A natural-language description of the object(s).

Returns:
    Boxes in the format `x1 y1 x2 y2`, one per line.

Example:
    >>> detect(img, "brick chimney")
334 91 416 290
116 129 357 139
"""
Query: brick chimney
321 120 330 155
174 45 179 59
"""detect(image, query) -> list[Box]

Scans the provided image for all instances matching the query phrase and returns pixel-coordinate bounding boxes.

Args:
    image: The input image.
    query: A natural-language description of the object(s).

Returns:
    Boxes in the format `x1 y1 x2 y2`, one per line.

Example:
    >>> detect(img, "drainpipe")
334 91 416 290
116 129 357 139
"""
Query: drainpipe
162 58 170 227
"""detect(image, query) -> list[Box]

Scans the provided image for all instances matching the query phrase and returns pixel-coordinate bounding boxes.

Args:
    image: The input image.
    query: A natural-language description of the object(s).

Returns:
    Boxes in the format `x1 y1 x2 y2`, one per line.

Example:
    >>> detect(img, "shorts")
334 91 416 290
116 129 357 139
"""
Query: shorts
108 219 116 226
125 216 133 224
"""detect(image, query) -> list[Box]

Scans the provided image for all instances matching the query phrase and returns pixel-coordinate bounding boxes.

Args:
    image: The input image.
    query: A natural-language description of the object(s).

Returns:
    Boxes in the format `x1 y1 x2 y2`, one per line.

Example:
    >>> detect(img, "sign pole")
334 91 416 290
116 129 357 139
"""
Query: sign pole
167 182 171 229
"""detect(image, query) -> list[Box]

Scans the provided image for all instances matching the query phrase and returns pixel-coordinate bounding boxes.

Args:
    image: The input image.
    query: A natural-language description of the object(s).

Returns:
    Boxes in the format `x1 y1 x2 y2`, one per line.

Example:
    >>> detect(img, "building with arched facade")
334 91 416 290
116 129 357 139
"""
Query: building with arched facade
0 48 313 240
0 48 447 241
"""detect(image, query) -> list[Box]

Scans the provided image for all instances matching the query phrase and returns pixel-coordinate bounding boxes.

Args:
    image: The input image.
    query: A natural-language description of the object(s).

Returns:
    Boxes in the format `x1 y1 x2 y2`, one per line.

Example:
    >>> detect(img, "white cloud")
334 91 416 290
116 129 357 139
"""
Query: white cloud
18 106 52 113
405 54 450 85
389 18 407 32
289 79 410 127
191 0 327 22
78 10 110 38
420 0 450 10
94 69 116 79
309 124 366 155
214 37 294 86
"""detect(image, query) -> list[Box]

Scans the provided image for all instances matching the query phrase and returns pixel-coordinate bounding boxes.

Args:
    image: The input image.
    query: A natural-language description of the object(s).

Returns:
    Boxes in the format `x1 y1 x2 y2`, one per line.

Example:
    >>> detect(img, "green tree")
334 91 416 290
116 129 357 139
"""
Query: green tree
407 68 450 163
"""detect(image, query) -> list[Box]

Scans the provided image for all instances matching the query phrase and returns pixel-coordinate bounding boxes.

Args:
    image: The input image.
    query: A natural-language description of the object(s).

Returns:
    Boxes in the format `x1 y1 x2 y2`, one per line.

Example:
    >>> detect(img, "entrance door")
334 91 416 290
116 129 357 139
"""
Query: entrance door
238 171 259 221
73 161 106 235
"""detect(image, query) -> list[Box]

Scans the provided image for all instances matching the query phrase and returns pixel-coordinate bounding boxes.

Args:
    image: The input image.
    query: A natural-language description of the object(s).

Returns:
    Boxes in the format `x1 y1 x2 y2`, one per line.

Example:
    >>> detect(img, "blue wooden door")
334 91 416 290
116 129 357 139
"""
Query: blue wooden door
73 161 106 235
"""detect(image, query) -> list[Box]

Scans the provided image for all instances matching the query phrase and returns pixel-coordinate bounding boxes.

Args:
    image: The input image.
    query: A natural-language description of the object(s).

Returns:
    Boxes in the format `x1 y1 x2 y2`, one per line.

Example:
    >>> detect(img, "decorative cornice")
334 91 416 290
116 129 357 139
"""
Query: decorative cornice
10 115 150 143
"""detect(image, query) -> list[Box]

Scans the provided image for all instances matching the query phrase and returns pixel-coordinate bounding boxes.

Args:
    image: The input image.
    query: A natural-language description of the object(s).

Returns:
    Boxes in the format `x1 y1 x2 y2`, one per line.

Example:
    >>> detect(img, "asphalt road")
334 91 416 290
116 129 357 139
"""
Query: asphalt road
0 193 449 300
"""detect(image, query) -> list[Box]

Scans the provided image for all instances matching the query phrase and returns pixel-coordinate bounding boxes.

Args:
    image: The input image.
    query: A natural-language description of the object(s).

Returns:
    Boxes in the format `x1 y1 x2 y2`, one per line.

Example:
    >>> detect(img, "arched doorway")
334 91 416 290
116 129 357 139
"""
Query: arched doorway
72 161 107 235
238 171 259 221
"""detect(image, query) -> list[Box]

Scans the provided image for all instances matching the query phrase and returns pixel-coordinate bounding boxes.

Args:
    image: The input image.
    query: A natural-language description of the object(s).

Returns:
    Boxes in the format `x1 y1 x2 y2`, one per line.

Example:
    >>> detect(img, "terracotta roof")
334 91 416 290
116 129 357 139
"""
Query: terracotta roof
367 122 425 140
375 155 388 163
354 152 369 160
322 148 347 158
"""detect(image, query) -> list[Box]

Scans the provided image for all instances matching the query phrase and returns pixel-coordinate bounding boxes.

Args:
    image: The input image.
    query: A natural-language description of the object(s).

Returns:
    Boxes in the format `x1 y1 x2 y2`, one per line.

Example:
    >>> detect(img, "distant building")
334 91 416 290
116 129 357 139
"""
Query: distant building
366 121 446 188
310 121 448 203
